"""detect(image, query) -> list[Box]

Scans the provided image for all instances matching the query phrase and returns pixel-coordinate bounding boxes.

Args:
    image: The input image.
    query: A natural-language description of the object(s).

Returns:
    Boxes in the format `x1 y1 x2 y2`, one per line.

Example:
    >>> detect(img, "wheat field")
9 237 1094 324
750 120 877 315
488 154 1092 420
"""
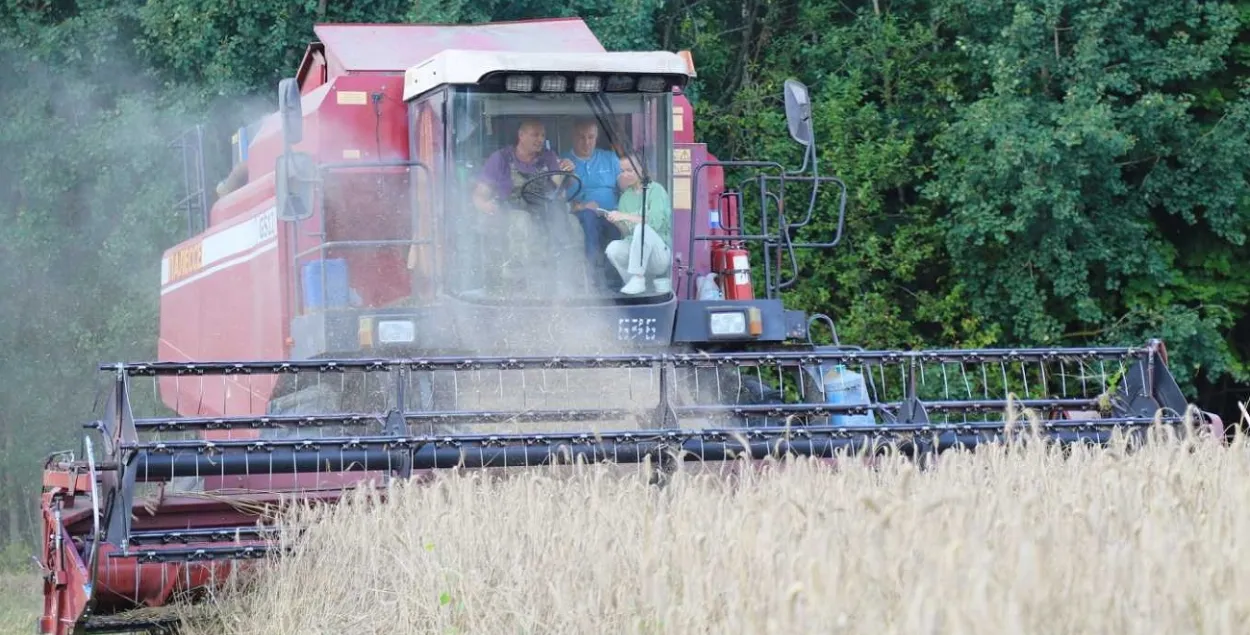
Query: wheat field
166 425 1250 635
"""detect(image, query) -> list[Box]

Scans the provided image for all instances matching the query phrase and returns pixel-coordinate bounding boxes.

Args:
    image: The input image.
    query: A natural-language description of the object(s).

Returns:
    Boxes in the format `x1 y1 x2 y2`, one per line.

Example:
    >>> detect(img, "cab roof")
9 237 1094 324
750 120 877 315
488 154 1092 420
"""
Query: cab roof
402 49 693 100
307 18 607 75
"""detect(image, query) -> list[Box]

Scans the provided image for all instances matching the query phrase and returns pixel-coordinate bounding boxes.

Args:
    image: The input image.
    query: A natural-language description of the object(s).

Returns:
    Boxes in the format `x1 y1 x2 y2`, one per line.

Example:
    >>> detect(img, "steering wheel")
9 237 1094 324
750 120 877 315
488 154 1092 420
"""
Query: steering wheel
519 170 583 206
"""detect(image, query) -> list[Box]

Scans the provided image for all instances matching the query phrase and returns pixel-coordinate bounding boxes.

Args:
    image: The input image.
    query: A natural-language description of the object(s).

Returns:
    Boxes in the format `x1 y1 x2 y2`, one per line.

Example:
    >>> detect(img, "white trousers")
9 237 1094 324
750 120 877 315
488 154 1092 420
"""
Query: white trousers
605 223 671 280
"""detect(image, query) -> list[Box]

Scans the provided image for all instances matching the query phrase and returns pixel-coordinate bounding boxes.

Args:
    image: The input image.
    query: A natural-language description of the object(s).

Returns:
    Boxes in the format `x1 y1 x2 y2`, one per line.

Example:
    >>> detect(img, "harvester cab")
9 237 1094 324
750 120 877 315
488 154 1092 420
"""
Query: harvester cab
264 47 830 360
36 18 1220 635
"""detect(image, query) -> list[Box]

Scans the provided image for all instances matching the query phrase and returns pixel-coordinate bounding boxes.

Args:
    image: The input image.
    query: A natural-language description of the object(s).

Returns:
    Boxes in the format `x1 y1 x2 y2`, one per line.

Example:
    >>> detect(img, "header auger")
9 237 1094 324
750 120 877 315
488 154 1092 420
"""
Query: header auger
35 17 1220 635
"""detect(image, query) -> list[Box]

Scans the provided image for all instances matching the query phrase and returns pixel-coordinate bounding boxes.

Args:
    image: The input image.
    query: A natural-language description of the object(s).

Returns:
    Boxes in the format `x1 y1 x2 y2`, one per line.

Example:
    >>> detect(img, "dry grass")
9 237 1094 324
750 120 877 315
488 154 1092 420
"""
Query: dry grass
0 571 38 635
178 428 1250 635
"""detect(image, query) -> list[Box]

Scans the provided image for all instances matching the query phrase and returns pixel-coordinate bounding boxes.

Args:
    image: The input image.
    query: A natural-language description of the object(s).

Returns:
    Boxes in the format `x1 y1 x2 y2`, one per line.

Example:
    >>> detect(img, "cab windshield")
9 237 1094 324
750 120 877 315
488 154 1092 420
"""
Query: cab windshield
443 88 674 304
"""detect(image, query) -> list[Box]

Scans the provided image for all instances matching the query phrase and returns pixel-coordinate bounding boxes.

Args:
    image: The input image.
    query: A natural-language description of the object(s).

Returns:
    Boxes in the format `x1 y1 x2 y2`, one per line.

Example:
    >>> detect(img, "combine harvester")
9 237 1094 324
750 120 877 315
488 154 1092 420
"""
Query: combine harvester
36 18 1221 635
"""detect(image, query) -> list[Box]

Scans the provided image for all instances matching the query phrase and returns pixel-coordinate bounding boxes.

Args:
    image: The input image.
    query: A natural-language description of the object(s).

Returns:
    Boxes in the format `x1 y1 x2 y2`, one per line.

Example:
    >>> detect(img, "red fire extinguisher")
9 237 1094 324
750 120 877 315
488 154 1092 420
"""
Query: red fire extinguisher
710 189 754 300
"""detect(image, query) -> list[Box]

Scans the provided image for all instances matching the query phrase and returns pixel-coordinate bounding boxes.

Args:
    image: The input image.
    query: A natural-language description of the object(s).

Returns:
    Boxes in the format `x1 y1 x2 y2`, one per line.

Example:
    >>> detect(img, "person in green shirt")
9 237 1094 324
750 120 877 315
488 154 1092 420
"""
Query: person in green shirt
603 153 673 295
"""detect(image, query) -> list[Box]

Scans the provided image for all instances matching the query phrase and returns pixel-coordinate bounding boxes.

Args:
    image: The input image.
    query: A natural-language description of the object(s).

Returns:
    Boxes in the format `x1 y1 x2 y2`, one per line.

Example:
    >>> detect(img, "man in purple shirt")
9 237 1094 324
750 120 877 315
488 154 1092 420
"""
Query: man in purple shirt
471 119 574 214
470 119 586 292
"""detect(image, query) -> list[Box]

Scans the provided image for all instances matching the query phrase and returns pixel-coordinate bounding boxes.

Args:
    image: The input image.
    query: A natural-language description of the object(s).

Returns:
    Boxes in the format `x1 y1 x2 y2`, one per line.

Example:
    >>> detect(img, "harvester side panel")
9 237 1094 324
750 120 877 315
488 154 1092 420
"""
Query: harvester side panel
296 43 329 91
672 92 695 144
160 73 417 418
157 203 286 418
671 75 728 282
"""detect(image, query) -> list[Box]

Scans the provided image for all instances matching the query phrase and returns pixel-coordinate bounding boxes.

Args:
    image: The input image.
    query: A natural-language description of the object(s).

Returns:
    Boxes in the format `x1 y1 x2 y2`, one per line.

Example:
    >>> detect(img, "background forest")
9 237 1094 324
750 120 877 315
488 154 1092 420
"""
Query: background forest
1 0 1248 556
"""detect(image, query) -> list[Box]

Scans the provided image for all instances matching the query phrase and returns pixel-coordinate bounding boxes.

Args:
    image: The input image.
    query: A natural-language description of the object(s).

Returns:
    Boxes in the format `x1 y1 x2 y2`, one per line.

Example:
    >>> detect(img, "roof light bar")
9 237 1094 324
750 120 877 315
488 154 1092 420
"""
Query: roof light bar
499 72 670 93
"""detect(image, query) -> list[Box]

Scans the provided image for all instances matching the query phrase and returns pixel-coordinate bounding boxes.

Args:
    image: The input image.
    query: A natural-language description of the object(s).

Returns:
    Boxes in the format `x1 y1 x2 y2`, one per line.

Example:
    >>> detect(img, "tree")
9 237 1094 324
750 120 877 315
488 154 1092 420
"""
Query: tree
923 0 1250 392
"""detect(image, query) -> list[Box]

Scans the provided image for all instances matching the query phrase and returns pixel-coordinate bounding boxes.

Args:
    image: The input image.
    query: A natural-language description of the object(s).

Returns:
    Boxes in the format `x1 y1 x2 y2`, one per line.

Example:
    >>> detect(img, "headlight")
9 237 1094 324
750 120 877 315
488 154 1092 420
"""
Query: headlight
574 75 602 92
605 75 634 91
377 320 416 344
505 75 534 92
708 311 747 337
636 76 668 92
539 75 567 92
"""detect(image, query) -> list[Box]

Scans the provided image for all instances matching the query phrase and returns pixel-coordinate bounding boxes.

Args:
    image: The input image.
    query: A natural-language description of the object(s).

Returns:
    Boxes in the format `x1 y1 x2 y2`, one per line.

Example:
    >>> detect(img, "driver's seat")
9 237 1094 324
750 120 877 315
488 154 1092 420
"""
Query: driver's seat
476 165 591 299
511 164 630 296
522 165 626 293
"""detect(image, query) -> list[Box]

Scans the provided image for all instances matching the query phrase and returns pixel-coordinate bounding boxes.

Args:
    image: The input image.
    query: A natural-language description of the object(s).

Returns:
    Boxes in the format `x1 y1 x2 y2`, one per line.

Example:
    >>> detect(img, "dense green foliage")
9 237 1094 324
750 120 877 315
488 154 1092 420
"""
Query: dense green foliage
1 0 1248 552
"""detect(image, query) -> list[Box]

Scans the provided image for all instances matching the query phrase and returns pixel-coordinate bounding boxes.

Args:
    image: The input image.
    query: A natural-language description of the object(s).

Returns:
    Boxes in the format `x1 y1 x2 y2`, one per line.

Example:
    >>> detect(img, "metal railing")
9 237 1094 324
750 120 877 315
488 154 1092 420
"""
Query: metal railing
289 159 435 316
684 159 849 300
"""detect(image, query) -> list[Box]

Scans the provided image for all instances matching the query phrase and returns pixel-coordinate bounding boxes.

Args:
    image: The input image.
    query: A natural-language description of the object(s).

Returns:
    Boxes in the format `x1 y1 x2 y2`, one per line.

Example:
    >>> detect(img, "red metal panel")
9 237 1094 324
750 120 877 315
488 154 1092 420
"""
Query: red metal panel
158 202 286 418
312 18 606 74
673 92 695 144
671 143 724 291
240 83 333 201
38 494 93 635
317 168 416 310
215 73 408 228
316 74 410 163
296 43 329 90
209 172 275 227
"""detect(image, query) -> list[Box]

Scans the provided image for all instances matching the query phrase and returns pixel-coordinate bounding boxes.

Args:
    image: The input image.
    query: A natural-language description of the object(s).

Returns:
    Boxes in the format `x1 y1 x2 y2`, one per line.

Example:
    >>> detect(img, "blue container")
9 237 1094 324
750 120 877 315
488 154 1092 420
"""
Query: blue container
302 258 350 310
815 363 876 427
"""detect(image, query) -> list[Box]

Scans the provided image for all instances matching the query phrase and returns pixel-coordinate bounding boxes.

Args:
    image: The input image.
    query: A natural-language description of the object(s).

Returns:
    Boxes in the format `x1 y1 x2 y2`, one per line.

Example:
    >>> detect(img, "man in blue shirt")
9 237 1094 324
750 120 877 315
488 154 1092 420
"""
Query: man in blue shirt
563 117 623 287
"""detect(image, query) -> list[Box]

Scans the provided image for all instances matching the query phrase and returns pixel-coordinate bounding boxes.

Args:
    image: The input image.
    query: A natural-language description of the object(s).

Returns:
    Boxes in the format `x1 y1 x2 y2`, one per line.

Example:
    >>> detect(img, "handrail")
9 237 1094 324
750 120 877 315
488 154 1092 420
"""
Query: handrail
684 158 848 299
684 160 786 299
293 239 436 262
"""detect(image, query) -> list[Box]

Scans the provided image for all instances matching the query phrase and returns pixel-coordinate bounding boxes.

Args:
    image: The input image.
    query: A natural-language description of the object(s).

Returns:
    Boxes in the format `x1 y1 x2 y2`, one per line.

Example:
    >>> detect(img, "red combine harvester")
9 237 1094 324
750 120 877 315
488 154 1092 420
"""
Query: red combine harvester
36 18 1219 635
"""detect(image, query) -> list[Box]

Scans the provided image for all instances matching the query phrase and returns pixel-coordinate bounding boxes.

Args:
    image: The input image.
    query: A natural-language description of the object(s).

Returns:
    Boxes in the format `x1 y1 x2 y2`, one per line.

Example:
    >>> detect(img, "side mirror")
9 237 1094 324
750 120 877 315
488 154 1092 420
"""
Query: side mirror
783 79 814 147
278 78 303 147
275 151 317 222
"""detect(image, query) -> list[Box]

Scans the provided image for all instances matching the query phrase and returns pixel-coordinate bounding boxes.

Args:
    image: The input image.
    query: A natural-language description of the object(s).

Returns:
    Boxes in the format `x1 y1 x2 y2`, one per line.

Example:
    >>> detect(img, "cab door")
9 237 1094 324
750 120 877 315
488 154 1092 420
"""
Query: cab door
407 88 447 303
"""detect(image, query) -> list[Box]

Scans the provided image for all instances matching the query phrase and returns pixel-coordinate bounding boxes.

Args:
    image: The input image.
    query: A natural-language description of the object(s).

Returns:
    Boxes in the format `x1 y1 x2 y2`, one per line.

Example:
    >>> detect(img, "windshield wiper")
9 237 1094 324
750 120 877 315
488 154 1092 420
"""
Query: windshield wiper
585 93 648 183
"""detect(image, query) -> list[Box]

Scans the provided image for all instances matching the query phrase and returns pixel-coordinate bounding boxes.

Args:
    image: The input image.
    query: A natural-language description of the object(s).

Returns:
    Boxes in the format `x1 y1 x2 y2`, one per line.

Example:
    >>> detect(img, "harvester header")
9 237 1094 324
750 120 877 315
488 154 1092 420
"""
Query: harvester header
34 15 1222 635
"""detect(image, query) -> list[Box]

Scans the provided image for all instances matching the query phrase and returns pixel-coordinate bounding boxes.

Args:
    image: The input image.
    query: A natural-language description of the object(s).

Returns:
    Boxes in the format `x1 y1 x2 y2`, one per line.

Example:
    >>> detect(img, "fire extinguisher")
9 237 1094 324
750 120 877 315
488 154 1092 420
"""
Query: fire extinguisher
710 189 754 300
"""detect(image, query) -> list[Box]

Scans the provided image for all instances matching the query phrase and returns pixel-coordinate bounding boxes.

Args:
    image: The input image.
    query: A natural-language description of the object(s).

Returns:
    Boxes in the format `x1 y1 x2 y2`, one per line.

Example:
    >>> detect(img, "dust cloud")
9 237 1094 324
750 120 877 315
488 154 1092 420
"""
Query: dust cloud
0 27 278 546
